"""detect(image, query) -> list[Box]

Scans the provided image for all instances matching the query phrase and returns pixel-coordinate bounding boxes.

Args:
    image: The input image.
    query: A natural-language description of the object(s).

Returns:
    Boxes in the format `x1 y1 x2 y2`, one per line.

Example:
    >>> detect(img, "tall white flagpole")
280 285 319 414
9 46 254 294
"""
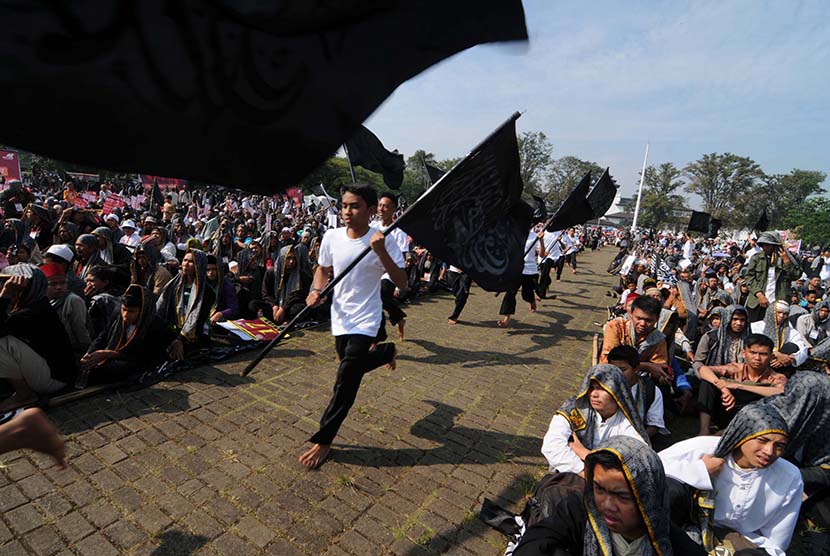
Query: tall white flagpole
630 142 649 233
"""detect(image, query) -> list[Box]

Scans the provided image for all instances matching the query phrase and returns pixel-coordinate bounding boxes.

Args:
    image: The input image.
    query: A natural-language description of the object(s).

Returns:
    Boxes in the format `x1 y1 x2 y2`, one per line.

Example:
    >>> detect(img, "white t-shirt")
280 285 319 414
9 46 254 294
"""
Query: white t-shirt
523 230 539 275
372 222 409 283
765 265 777 302
317 227 405 337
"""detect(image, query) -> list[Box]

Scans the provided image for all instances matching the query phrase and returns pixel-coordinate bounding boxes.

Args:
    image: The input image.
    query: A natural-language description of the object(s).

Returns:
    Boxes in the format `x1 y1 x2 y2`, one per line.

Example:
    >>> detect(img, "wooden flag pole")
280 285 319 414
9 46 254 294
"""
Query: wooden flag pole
342 144 358 184
242 112 521 376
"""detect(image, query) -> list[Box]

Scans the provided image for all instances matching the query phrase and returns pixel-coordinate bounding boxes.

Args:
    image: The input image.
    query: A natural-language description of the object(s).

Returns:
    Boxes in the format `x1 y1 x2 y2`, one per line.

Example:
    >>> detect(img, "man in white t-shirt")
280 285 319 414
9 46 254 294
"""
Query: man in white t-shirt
372 193 409 341
299 184 407 469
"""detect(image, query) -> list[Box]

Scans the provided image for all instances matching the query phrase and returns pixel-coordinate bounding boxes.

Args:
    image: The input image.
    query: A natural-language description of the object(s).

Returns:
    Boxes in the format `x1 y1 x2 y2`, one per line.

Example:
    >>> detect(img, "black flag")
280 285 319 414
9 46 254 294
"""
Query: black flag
687 210 711 233
397 113 532 292
0 1 527 194
587 168 618 220
345 126 405 189
531 195 548 222
754 209 769 232
546 171 594 232
425 163 446 185
152 178 164 207
708 218 723 239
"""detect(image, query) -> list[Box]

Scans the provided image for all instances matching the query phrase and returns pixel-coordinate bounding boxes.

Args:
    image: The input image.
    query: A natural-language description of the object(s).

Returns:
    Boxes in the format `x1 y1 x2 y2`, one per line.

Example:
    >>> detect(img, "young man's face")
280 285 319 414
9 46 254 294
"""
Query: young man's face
707 277 719 290
630 308 657 337
735 433 787 469
775 309 789 326
609 359 637 387
121 304 141 326
592 464 646 540
46 276 67 300
181 253 196 279
730 314 747 334
377 197 396 223
341 192 373 230
206 263 218 282
743 343 772 371
588 382 617 419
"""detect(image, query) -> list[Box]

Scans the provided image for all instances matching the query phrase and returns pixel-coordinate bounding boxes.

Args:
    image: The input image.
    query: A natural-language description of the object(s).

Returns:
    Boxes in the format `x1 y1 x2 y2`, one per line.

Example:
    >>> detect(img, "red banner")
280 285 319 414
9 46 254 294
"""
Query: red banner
140 174 188 191
0 149 21 182
102 193 126 214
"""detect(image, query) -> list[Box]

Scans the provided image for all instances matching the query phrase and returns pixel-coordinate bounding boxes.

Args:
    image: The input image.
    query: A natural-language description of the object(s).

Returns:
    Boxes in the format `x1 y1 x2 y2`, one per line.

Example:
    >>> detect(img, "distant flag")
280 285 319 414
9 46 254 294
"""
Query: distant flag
707 218 723 239
753 209 769 232
587 168 618 220
424 162 446 185
0 1 527 194
344 126 405 189
546 171 594 232
152 178 164 207
687 210 711 233
397 113 533 292
531 194 548 222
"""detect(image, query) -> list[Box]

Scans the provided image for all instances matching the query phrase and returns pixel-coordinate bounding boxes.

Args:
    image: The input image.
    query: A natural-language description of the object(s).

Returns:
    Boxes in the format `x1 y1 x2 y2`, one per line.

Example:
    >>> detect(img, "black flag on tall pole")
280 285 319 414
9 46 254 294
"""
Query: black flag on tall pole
424 162 446 185
152 178 164 208
546 171 594 232
587 168 618 220
344 126 405 189
707 218 723 239
753 209 769 232
0 1 527 195
397 112 533 292
687 210 712 233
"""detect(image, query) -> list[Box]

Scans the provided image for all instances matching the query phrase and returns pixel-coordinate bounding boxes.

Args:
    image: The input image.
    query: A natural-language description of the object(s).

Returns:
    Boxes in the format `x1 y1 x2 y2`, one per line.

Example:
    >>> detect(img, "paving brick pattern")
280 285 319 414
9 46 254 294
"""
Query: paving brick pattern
1 250 617 555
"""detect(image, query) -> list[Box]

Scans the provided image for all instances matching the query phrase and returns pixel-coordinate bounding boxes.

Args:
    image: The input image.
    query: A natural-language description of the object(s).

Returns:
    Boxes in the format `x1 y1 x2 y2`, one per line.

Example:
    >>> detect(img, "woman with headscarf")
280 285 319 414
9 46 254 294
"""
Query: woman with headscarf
514 436 706 556
130 243 173 297
72 234 103 280
156 248 216 352
79 284 183 385
91 226 131 280
659 404 802 556
528 365 650 528
0 264 76 410
22 203 54 251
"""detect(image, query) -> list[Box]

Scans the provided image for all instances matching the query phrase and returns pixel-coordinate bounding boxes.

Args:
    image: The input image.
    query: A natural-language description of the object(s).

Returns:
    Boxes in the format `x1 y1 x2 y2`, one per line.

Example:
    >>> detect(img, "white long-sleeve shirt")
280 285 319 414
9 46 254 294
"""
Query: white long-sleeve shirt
541 411 645 474
659 436 803 556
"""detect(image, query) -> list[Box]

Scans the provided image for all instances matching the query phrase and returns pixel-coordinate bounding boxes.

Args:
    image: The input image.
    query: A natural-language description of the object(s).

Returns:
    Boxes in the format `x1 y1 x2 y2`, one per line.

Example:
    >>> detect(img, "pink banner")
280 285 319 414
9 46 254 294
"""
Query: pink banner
0 150 21 182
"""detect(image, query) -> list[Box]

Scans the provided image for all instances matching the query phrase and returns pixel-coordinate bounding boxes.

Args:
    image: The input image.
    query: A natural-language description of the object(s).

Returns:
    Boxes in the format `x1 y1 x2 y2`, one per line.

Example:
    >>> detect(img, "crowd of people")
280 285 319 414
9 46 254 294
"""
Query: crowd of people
2 173 830 555
484 226 830 555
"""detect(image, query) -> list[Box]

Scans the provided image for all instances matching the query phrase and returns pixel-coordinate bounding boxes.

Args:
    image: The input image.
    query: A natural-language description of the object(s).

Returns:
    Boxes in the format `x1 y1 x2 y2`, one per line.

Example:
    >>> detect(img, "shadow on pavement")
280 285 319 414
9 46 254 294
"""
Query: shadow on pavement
150 529 209 556
397 339 549 369
331 400 541 468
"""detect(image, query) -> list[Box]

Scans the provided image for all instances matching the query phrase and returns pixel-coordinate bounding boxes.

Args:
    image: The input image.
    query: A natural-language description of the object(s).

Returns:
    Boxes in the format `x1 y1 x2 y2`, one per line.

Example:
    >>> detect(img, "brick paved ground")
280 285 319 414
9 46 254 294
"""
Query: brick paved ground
0 249 617 556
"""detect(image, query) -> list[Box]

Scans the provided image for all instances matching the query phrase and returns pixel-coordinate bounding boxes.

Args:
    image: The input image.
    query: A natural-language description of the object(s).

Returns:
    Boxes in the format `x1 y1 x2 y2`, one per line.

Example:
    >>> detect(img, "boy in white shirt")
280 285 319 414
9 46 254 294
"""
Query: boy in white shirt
299 184 407 469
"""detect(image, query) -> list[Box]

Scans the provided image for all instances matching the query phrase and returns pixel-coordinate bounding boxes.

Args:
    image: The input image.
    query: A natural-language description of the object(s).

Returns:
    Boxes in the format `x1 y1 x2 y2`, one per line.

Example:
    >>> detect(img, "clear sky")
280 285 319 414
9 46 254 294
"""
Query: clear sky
364 0 829 200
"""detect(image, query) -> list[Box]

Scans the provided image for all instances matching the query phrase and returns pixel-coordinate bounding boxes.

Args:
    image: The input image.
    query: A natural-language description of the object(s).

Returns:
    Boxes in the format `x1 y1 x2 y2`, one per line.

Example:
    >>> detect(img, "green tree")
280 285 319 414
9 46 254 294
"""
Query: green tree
744 169 826 229
784 197 830 248
684 153 763 218
546 155 604 208
636 162 686 229
517 131 554 195
298 155 383 193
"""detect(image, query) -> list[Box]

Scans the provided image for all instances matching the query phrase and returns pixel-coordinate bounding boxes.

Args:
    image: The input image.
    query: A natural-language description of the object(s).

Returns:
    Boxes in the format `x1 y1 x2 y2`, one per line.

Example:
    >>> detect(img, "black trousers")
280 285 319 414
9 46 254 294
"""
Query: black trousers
566 252 577 270
309 334 395 445
499 274 538 316
380 279 407 326
538 259 554 297
555 256 566 280
447 271 472 321
697 381 762 430
746 304 767 323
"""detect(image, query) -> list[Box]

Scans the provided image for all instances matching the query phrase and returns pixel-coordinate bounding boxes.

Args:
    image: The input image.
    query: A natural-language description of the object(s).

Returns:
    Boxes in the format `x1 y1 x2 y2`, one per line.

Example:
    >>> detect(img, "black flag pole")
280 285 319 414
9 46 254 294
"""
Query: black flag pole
342 145 358 184
242 111 522 376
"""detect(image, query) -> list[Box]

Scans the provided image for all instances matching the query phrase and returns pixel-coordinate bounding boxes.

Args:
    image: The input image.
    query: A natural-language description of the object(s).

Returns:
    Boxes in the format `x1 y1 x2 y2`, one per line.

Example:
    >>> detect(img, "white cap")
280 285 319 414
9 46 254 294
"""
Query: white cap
45 244 74 263
121 219 137 230
105 213 120 223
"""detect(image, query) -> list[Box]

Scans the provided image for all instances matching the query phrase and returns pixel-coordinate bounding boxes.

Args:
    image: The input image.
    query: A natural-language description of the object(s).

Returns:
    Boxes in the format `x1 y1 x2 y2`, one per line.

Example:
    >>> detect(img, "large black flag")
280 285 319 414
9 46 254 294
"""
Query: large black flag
345 126 405 189
151 178 164 207
546 171 594 232
0 1 527 194
587 168 618 220
687 210 711 233
397 113 532 292
708 218 723 238
754 209 769 232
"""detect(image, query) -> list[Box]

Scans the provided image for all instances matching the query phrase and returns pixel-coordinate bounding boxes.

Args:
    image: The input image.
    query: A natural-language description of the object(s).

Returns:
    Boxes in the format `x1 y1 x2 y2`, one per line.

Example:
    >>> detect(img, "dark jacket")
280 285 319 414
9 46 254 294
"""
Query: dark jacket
0 297 76 384
744 251 801 309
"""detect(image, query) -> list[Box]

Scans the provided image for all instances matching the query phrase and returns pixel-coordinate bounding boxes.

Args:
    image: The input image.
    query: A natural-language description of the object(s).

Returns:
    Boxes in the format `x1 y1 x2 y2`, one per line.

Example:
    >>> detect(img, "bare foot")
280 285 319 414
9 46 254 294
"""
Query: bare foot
397 319 406 340
497 316 510 328
447 318 457 325
298 443 331 469
530 302 537 313
0 393 38 413
386 345 397 370
369 342 377 352
17 409 66 469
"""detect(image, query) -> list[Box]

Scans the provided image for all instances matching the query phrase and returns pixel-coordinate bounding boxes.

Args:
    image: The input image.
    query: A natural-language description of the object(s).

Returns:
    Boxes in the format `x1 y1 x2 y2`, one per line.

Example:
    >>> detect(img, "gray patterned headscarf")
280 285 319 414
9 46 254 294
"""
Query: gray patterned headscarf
768 372 830 466
714 402 788 459
156 248 209 341
708 305 748 367
556 365 650 449
760 302 790 350
583 436 673 556
4 263 47 306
